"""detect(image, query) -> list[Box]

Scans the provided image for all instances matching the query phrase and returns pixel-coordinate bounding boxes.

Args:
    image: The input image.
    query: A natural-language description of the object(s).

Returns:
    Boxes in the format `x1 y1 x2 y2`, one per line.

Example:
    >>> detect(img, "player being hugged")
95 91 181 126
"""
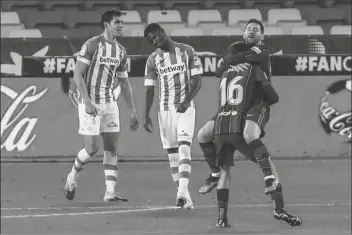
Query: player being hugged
143 23 203 209
213 42 280 227
64 10 139 202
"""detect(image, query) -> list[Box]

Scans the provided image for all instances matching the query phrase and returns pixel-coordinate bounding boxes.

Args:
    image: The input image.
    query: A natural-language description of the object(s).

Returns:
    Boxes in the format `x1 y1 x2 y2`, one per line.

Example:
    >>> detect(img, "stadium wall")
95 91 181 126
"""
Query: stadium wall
1 75 350 160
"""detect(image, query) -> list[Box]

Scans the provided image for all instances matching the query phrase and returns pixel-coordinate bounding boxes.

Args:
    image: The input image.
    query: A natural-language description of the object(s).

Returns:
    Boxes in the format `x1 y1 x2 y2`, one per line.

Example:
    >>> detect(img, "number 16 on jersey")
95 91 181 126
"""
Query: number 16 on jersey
219 75 244 107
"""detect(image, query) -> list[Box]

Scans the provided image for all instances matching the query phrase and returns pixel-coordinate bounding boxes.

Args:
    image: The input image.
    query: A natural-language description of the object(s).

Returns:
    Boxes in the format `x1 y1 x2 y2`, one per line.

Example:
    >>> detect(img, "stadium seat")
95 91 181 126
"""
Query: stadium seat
213 1 242 21
66 11 101 29
40 28 90 38
265 26 284 35
1 11 21 25
170 27 204 36
210 27 243 36
121 11 142 23
9 29 42 38
1 24 25 38
26 12 65 29
228 9 262 27
147 10 181 24
159 22 187 35
84 0 125 11
330 25 352 35
44 0 83 11
252 0 283 20
1 0 44 11
268 8 302 25
277 20 308 34
188 10 222 27
197 22 227 35
132 1 163 23
290 25 324 35
129 27 145 37
169 1 202 22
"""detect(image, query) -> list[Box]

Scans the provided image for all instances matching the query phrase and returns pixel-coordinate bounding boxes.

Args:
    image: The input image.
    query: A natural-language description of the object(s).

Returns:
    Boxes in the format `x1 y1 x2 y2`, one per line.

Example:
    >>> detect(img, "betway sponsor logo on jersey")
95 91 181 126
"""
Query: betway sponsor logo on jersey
158 62 186 76
99 56 120 65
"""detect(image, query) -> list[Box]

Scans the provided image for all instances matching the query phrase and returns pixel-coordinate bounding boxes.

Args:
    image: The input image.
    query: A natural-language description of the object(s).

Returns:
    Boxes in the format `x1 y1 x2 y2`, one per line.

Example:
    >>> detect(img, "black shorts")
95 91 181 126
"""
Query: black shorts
245 103 270 138
214 133 252 167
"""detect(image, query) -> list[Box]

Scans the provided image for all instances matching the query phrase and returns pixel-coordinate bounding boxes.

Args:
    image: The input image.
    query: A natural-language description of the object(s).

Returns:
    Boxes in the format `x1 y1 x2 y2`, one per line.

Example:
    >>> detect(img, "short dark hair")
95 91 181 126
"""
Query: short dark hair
144 23 164 38
245 19 264 34
101 10 122 28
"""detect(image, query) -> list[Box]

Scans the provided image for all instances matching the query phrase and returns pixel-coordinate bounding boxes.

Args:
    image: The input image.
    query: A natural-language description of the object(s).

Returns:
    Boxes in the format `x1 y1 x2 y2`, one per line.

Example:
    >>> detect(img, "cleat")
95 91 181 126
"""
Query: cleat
176 197 187 208
103 191 128 202
265 178 279 195
64 173 77 200
198 174 220 194
273 209 302 227
216 218 231 228
184 190 194 210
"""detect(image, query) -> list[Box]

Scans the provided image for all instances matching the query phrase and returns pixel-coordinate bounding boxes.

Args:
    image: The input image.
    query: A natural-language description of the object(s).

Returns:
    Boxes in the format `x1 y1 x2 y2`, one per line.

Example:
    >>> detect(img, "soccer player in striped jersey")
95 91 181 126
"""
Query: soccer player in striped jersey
143 23 203 209
64 10 139 202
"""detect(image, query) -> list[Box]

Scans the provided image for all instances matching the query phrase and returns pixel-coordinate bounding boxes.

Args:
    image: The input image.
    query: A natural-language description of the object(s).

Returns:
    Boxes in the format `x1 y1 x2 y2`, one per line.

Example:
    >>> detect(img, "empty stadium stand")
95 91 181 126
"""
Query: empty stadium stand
1 0 351 38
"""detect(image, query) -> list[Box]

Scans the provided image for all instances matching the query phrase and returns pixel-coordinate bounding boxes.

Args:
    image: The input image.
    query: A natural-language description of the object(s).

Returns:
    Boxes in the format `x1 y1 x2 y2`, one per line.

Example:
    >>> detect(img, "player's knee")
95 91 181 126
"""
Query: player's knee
103 151 118 165
197 121 214 143
85 147 99 157
178 144 191 159
243 125 261 143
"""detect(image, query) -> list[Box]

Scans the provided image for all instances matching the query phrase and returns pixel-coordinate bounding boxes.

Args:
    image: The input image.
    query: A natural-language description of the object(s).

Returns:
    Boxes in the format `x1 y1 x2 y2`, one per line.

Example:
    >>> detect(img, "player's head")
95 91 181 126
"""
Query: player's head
243 19 264 46
101 10 123 37
144 23 170 49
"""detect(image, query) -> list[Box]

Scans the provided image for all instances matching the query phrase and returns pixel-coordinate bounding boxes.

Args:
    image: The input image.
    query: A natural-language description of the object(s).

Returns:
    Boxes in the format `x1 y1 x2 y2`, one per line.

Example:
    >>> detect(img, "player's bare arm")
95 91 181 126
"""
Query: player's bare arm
144 86 154 132
177 74 202 113
73 60 97 116
253 65 279 105
120 77 139 131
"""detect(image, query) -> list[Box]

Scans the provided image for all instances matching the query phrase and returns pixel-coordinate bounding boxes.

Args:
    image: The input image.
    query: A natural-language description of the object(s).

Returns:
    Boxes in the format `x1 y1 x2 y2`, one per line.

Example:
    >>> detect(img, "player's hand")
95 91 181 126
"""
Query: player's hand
176 101 190 113
143 116 153 133
85 101 97 116
129 111 139 131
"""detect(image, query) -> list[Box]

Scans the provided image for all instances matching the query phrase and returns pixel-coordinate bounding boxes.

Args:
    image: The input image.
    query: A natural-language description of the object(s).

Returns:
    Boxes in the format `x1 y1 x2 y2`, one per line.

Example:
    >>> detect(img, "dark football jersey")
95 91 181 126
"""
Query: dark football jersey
214 64 265 135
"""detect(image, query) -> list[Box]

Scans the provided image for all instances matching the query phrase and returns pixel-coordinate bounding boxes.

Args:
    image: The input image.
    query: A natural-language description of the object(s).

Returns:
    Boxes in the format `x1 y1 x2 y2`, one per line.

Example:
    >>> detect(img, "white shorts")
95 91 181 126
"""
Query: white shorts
158 107 196 149
78 101 120 135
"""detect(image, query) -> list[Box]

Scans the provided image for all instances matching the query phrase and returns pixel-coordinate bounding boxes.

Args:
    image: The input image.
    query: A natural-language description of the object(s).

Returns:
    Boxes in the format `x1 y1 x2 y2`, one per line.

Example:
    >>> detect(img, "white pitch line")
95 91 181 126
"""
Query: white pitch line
1 203 350 219
1 205 149 211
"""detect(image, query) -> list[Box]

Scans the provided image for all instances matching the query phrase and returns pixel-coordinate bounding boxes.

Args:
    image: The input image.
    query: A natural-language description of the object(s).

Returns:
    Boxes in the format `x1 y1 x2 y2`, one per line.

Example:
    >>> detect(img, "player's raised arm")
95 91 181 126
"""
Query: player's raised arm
253 65 279 105
74 40 96 115
118 50 139 131
177 47 203 113
143 55 157 132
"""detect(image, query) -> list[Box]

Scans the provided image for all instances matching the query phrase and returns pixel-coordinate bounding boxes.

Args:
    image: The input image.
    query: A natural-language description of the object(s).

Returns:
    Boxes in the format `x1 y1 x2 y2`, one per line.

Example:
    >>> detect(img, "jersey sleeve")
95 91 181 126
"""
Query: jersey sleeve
253 65 269 83
226 44 269 65
116 48 128 78
144 55 158 87
187 47 203 77
77 40 95 65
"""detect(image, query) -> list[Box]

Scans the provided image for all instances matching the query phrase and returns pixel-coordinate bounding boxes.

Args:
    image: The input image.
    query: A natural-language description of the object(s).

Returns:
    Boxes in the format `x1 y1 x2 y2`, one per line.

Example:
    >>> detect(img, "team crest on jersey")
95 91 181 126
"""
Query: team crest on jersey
158 62 186 76
99 56 121 66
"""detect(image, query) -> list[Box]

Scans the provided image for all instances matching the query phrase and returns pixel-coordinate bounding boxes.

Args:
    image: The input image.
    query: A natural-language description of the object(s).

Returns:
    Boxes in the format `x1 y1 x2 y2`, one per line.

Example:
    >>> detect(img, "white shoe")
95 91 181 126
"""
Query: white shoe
64 173 77 200
184 190 194 210
103 191 128 202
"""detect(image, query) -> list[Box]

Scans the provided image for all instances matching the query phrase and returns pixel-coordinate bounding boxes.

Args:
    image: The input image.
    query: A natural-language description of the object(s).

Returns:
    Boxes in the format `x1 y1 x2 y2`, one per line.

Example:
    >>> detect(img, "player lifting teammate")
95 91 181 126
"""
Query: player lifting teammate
143 23 203 209
64 10 139 202
198 19 302 227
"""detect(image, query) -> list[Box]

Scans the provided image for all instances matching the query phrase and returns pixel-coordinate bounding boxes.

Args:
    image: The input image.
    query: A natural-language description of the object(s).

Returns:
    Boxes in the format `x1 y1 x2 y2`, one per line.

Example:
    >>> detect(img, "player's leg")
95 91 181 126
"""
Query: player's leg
244 107 302 227
176 107 195 209
214 135 233 228
158 111 180 189
100 103 127 202
64 103 100 200
197 118 221 194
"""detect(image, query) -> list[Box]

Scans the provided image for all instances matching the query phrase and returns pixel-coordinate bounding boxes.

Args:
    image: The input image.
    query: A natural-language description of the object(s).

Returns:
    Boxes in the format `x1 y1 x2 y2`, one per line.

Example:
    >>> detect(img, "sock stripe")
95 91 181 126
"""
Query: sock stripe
170 166 178 174
167 148 179 154
104 164 118 171
178 141 191 146
179 158 191 165
76 157 89 166
106 175 117 181
74 165 83 172
179 171 190 178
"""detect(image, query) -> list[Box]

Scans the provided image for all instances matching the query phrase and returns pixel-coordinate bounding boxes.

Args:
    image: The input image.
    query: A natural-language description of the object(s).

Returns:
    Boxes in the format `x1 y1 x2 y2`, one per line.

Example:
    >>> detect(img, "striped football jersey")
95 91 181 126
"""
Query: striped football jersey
214 64 267 135
144 42 203 111
77 34 128 104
